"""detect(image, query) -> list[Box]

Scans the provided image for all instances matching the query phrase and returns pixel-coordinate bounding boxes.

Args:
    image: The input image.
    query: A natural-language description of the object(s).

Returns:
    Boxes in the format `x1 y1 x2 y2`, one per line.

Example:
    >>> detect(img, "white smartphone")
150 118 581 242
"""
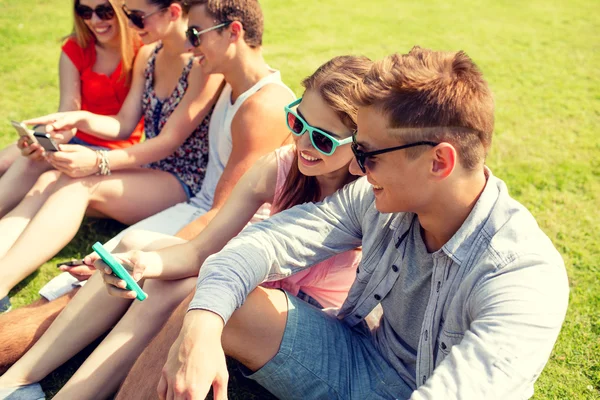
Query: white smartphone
10 120 39 145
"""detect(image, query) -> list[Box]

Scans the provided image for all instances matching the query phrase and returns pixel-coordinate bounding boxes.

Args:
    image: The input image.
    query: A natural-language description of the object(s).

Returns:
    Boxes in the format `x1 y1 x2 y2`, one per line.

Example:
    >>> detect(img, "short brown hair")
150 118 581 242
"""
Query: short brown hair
278 55 373 211
352 46 495 169
183 0 263 47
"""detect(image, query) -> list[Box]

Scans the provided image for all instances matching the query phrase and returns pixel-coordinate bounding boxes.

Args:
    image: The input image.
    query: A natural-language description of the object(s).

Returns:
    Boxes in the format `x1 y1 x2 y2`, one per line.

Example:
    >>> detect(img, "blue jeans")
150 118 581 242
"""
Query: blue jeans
244 291 413 400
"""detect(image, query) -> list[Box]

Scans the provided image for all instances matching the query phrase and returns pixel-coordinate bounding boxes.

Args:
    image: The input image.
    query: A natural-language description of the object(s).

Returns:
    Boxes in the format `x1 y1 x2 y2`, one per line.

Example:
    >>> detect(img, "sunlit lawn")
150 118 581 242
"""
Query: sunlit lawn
1 0 598 398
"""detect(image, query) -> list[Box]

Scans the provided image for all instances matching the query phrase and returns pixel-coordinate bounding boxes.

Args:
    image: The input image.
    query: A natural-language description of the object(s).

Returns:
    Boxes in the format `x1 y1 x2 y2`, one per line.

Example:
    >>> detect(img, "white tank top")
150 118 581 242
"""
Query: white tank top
190 69 295 218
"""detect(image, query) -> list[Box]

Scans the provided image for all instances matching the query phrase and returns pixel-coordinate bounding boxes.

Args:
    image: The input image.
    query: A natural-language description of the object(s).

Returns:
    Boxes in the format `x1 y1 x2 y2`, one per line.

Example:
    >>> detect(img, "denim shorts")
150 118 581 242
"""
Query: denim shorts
169 173 193 201
244 291 413 400
68 135 110 150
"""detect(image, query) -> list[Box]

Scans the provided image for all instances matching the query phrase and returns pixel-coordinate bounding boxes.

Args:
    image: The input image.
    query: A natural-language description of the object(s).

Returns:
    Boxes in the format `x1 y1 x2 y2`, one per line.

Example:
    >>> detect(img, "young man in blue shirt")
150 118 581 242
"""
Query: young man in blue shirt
140 46 568 400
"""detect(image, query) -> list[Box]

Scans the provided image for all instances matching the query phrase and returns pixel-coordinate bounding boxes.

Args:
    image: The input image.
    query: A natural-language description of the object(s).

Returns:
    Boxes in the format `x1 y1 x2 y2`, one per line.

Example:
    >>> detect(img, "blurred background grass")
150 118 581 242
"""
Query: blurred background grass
1 0 598 398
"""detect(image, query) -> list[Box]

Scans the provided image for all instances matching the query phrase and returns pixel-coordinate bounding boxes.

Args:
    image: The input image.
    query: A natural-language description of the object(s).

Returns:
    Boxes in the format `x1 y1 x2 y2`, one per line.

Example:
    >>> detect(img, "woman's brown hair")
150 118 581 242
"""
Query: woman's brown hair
277 55 373 211
70 0 138 84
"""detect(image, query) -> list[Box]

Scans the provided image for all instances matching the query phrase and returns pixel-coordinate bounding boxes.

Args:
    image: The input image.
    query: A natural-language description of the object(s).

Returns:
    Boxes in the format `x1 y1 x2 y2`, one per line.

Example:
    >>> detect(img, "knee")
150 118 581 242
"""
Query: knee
23 170 62 198
117 230 184 253
144 278 195 309
118 230 154 252
32 170 62 190
0 156 13 173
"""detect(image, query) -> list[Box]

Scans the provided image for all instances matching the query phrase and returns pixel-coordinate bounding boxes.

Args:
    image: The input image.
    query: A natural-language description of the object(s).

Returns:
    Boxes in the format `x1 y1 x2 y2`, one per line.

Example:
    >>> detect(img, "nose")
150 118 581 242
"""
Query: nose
90 12 101 24
349 156 365 176
296 131 312 148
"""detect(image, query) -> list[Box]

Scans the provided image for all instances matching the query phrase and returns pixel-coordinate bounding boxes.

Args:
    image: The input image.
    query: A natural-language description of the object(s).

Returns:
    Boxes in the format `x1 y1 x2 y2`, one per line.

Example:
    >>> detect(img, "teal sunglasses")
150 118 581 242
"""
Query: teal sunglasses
284 98 353 156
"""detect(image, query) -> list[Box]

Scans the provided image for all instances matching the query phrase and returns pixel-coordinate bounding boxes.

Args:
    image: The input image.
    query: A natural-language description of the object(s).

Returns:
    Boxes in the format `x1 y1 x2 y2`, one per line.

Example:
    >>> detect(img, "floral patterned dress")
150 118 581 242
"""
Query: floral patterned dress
142 43 212 195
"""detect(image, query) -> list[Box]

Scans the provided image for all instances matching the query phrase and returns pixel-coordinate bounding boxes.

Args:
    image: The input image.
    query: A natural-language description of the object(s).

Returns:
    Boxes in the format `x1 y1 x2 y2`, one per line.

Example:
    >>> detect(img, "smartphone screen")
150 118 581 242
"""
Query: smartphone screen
33 132 60 152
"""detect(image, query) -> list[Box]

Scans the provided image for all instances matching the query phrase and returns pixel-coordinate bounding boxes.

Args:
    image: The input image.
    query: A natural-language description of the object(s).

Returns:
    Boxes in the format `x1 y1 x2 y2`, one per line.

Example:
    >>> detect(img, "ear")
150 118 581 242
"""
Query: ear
167 3 183 21
430 142 456 179
229 20 244 43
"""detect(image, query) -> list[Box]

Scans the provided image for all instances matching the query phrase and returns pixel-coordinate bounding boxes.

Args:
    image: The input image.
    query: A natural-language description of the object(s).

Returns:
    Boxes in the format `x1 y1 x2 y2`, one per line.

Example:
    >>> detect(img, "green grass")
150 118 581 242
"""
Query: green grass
1 0 599 398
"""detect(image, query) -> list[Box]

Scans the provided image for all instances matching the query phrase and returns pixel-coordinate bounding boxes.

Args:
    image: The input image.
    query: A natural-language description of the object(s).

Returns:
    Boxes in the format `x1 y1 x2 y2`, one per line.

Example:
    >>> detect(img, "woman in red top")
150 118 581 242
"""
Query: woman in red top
0 0 221 308
0 0 143 218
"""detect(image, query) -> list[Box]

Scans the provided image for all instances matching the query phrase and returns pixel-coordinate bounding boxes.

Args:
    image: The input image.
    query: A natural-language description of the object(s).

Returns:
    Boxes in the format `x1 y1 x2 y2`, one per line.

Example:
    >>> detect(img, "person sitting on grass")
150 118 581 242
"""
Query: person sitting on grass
0 54 371 400
0 0 145 262
0 0 225 313
119 46 568 400
0 0 295 388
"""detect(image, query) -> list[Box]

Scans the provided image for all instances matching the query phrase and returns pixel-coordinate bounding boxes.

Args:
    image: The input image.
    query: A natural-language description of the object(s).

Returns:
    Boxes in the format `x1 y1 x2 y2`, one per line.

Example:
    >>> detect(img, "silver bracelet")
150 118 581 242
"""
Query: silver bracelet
95 150 111 176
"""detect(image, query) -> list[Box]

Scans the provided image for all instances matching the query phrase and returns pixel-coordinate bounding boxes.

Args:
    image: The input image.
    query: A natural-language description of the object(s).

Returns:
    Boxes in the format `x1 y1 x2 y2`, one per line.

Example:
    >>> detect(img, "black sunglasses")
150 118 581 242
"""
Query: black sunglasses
351 134 439 173
185 21 232 47
75 3 115 21
121 4 167 29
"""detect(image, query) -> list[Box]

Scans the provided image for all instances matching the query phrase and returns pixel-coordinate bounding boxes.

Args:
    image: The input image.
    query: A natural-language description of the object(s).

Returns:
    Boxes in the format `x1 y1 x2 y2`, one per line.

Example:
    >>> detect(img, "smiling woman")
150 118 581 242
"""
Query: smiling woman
0 0 144 226
0 0 223 312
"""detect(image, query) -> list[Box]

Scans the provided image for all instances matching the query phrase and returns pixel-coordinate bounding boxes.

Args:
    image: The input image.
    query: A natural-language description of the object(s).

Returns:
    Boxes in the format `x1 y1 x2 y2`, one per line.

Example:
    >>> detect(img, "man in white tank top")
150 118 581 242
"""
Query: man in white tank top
0 0 295 373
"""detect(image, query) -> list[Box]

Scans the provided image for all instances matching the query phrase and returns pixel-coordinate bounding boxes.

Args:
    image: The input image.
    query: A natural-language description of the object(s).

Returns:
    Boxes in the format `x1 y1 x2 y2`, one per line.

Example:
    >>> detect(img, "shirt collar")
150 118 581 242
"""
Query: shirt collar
440 167 501 264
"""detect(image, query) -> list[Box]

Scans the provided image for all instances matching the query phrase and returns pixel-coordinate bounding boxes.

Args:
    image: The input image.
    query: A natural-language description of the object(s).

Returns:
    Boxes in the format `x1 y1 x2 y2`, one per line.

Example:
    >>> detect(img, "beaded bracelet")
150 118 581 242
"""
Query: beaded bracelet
95 150 111 176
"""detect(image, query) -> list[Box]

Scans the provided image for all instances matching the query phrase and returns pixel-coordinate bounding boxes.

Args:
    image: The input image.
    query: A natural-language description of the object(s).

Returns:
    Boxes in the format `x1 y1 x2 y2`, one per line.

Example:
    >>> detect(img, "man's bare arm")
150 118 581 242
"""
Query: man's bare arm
175 85 293 240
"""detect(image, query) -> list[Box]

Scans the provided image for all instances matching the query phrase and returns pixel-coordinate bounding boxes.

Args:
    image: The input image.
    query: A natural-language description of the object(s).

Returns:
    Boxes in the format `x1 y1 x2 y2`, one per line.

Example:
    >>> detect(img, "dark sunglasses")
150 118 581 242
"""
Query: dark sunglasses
121 4 167 29
284 98 353 156
351 134 439 173
75 3 115 21
185 21 232 48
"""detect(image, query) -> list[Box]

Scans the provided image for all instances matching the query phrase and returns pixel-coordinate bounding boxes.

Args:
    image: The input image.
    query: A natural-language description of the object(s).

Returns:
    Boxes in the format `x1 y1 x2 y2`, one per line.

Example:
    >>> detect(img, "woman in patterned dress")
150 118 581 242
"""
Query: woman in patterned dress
0 0 223 303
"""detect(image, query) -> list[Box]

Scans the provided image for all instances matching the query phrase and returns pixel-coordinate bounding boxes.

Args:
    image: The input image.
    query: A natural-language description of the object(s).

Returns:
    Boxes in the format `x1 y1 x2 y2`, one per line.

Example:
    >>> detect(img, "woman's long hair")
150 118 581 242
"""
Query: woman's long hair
70 0 138 84
277 55 373 211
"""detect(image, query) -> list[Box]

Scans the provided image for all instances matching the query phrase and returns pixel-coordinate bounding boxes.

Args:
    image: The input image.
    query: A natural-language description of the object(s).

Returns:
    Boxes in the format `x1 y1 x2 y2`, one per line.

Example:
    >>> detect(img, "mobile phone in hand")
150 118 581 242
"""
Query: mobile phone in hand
57 259 85 268
11 120 38 145
33 132 60 152
92 242 147 301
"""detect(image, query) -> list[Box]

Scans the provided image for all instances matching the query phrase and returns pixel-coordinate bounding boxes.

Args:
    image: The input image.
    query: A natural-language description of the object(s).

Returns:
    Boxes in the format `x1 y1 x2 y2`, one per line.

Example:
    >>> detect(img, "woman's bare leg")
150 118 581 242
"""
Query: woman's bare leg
0 155 53 217
0 168 186 298
54 276 196 400
116 287 288 400
0 231 184 390
0 144 20 176
0 170 61 259
116 291 193 400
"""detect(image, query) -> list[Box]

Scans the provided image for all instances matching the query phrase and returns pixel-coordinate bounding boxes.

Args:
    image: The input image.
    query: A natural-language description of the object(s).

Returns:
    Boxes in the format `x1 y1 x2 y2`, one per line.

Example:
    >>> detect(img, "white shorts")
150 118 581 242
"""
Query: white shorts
40 202 207 301
103 201 208 250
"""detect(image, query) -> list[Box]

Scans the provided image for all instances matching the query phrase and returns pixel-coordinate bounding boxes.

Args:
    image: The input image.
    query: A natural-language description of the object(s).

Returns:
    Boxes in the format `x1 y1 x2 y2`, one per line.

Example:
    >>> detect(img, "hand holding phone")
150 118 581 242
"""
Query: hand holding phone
57 259 85 268
57 259 95 281
92 242 147 301
33 132 61 152
11 120 38 145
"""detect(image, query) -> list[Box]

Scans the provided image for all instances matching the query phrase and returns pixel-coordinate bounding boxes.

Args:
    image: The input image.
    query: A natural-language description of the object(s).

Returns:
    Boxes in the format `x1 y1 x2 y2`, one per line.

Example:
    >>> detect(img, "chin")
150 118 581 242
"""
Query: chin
296 163 318 177
374 197 409 214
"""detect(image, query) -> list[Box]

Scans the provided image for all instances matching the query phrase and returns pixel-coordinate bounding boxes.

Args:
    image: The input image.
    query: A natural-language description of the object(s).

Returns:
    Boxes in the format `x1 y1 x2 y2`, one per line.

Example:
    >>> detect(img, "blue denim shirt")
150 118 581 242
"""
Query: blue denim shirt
190 171 569 399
